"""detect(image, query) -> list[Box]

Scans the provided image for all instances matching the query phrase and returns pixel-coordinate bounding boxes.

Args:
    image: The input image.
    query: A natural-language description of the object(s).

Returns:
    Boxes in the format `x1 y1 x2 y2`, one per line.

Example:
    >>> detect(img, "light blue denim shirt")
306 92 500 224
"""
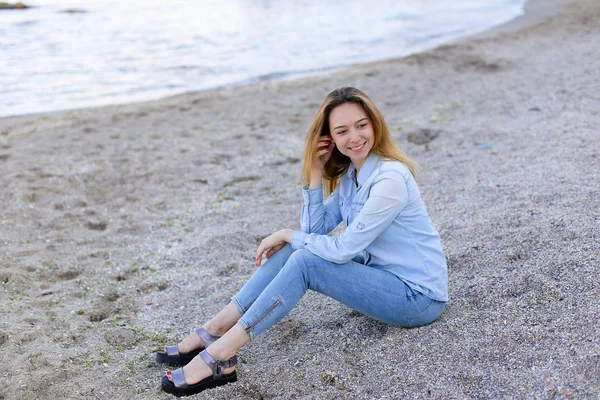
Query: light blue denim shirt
291 153 449 302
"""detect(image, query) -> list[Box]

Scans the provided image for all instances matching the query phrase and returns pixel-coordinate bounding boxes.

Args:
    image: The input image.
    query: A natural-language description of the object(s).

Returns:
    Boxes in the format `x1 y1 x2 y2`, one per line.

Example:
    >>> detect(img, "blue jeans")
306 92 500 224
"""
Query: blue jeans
232 244 446 340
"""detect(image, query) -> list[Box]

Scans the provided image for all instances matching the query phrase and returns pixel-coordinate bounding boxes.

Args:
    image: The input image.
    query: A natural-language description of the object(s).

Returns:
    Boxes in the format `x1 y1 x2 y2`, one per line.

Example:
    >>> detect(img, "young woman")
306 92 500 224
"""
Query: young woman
158 87 449 396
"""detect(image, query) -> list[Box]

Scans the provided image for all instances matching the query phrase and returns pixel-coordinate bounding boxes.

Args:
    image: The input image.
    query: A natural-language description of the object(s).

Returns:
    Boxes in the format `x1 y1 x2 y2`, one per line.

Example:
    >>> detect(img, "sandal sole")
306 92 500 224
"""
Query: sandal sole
161 371 237 397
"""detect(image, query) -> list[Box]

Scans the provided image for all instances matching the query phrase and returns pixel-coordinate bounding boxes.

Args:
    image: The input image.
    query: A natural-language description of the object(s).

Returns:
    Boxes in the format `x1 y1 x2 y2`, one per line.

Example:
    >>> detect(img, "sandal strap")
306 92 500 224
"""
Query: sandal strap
199 350 237 379
166 345 180 357
170 368 188 388
193 327 221 348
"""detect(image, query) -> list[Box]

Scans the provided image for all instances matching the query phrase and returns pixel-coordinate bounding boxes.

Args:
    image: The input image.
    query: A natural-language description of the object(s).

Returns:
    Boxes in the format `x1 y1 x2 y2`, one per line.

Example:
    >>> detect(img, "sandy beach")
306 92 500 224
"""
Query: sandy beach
1 0 598 398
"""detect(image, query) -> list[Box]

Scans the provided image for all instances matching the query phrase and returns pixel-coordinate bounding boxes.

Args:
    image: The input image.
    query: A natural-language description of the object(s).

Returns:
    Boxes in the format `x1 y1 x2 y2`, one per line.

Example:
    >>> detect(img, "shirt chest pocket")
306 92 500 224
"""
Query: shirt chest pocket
351 200 364 212
347 201 364 225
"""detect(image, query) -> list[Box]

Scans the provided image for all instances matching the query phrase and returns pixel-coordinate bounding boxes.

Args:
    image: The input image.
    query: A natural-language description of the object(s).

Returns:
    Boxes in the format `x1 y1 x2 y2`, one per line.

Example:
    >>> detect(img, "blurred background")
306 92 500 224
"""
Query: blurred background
0 0 525 117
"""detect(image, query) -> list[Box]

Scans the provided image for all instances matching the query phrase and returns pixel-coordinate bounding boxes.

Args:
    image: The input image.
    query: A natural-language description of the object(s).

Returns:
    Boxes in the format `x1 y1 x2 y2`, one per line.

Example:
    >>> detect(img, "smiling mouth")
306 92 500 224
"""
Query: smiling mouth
349 141 366 151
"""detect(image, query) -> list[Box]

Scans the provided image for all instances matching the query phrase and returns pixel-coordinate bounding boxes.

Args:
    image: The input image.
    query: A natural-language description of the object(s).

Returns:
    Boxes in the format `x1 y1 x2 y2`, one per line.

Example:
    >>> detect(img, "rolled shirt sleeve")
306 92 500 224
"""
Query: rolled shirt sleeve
299 186 342 235
292 173 409 264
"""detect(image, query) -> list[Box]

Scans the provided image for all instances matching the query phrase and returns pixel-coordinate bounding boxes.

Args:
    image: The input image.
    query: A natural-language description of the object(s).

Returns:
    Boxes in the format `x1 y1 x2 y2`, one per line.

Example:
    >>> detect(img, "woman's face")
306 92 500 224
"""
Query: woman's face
328 102 374 171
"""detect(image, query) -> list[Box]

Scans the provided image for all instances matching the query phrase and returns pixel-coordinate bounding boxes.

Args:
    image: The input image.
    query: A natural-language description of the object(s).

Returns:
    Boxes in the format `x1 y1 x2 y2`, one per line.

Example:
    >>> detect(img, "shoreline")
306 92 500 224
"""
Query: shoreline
1 0 598 399
472 0 570 38
1 0 555 122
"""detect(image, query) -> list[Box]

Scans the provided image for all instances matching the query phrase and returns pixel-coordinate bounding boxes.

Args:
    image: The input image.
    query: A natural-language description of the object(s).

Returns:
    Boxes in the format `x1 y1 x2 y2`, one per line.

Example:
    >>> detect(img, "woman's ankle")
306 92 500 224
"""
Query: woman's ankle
203 302 244 337
206 341 237 361
202 322 227 337
206 323 250 361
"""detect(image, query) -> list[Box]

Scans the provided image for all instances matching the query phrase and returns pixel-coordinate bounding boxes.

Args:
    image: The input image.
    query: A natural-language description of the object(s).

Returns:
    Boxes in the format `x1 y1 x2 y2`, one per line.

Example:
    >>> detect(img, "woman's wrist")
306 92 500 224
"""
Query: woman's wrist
309 169 323 189
280 229 295 243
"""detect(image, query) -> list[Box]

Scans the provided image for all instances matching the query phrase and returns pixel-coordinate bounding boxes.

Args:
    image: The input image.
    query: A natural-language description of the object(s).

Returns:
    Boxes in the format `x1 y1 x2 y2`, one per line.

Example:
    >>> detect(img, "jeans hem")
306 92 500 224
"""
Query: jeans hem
237 317 255 341
231 295 247 315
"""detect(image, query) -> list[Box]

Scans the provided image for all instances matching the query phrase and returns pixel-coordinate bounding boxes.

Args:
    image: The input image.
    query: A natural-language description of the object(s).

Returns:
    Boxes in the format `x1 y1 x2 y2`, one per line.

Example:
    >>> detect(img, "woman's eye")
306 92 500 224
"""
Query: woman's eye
358 124 367 129
337 130 346 135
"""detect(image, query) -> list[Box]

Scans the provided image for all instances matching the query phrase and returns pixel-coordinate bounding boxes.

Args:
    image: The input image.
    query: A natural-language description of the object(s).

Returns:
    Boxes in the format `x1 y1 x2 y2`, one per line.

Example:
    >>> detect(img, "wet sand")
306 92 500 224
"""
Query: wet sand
0 0 598 398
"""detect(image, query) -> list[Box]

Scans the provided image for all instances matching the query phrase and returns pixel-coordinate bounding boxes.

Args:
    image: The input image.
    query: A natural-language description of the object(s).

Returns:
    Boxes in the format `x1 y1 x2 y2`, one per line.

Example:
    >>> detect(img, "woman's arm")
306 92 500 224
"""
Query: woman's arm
300 135 342 234
300 186 342 235
292 173 409 264
256 136 341 265
255 229 294 266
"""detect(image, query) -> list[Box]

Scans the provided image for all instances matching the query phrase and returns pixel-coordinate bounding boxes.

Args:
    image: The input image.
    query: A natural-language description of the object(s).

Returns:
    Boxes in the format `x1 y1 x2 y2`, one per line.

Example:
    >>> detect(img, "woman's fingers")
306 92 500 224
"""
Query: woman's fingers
316 141 334 155
313 136 334 171
255 252 262 267
317 142 335 157
266 243 283 259
316 137 332 148
256 233 282 266
316 144 334 162
317 137 332 146
257 245 280 266
255 241 267 266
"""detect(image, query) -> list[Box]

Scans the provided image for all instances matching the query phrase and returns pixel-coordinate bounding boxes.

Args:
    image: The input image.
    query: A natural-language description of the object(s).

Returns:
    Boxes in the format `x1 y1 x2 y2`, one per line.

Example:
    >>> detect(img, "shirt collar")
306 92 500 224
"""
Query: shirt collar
347 153 380 188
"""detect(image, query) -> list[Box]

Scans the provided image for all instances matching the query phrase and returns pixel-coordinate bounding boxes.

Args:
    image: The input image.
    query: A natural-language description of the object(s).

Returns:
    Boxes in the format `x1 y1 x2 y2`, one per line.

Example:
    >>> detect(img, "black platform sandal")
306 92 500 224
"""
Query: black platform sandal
156 327 221 366
161 350 237 397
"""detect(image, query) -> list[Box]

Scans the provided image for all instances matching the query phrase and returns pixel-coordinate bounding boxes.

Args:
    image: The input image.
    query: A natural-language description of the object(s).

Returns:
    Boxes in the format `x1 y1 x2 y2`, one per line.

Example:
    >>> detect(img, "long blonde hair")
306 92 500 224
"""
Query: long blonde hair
302 87 420 196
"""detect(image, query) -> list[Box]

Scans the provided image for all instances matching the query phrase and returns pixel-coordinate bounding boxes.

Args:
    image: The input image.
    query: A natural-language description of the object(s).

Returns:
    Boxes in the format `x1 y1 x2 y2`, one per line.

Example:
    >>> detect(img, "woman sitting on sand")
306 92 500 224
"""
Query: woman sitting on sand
157 87 449 396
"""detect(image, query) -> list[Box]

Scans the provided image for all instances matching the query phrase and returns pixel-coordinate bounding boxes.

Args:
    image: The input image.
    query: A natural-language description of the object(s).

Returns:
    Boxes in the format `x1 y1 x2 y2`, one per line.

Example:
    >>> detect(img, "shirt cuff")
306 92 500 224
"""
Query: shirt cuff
291 231 308 250
302 185 323 205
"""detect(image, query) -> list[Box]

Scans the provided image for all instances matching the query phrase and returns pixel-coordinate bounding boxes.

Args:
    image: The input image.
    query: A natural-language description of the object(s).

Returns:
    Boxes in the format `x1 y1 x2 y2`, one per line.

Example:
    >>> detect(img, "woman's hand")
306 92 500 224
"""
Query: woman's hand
266 243 284 259
255 229 294 266
312 135 335 173
310 135 335 189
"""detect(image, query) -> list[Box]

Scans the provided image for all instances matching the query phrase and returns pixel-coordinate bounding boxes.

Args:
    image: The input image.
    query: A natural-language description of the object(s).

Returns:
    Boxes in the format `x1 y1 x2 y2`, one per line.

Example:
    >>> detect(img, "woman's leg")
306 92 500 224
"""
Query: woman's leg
174 303 241 353
176 249 445 385
238 249 445 339
231 243 295 315
173 244 296 353
178 324 250 385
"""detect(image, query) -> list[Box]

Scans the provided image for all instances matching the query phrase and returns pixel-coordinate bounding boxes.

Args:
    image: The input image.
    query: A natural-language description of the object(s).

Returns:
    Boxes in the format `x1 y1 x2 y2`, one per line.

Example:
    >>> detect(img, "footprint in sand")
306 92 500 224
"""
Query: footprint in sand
89 308 113 322
406 129 441 145
85 220 108 231
205 153 232 165
266 156 300 167
222 175 261 188
101 290 120 302
56 269 82 281
454 54 508 73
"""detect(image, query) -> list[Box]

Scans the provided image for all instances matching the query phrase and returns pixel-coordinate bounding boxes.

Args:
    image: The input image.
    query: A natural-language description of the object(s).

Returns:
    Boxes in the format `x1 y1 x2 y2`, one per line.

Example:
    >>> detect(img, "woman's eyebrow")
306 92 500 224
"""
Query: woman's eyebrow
333 118 368 131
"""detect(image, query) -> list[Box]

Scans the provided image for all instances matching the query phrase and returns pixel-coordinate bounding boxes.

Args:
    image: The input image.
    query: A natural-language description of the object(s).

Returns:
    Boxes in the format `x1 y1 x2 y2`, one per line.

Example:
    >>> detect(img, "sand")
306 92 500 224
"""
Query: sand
0 0 598 398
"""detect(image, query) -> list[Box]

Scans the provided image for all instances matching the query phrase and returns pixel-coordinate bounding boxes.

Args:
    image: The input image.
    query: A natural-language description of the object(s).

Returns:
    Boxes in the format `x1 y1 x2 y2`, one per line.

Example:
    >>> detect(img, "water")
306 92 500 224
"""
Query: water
0 0 525 117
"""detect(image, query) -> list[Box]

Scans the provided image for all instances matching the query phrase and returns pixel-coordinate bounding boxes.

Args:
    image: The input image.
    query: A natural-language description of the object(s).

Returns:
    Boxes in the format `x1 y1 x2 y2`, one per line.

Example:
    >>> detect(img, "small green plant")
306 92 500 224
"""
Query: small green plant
99 349 110 364
321 373 344 389
322 374 336 385
128 360 137 374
